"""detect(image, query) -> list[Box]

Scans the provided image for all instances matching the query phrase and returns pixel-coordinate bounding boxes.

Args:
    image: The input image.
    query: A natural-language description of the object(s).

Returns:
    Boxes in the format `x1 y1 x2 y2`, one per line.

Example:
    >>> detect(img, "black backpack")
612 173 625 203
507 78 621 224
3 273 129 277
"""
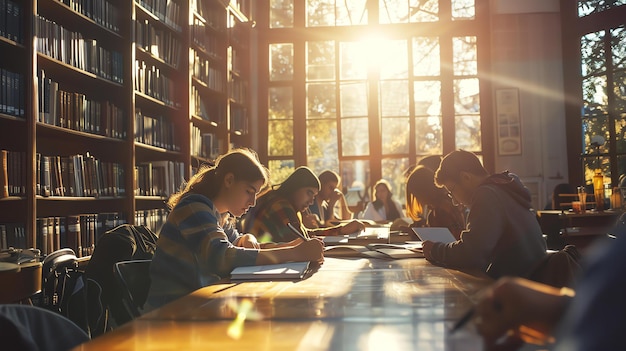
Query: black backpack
83 224 158 335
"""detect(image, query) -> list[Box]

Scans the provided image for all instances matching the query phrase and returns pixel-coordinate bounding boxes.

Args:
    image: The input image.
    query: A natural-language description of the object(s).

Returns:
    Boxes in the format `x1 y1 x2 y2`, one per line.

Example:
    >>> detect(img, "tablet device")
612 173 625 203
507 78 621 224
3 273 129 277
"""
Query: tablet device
411 227 457 243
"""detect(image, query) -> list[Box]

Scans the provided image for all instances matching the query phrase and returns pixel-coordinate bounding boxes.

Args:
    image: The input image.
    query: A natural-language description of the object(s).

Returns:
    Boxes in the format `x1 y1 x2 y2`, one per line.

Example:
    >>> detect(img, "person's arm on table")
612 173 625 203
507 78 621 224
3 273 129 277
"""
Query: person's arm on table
475 277 574 350
255 239 324 265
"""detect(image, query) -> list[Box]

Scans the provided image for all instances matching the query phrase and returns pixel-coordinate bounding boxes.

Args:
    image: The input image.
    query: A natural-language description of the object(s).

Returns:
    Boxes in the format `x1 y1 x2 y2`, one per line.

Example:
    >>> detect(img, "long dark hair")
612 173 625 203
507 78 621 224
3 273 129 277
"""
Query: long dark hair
167 148 268 209
371 179 402 220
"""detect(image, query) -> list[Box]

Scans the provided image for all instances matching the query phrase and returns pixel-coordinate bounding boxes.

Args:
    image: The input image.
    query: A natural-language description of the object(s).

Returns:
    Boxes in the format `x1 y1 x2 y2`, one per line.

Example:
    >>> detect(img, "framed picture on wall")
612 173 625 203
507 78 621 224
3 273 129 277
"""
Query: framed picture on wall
495 88 522 155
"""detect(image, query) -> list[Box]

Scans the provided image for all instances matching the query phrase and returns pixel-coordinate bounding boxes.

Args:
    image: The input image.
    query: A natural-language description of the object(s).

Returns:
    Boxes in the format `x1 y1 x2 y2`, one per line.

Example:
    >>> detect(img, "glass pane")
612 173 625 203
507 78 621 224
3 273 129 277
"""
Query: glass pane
581 31 606 77
269 43 294 81
307 0 335 27
307 119 339 173
382 117 410 154
453 36 477 76
270 0 293 28
413 37 440 76
379 40 409 79
582 75 608 117
452 0 475 20
336 0 368 26
379 0 409 24
611 27 626 70
454 78 480 114
307 83 336 119
269 87 293 120
341 117 369 156
340 41 368 80
340 82 368 117
380 80 409 117
340 159 371 204
268 160 295 185
307 41 335 81
382 157 410 203
455 115 481 152
578 0 626 17
414 81 441 116
409 0 438 23
415 116 442 154
268 120 293 156
582 114 609 154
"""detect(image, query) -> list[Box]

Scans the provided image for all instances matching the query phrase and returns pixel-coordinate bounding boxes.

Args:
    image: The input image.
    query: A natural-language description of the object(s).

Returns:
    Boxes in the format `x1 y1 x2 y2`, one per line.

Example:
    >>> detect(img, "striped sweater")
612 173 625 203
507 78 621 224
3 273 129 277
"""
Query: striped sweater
147 193 258 308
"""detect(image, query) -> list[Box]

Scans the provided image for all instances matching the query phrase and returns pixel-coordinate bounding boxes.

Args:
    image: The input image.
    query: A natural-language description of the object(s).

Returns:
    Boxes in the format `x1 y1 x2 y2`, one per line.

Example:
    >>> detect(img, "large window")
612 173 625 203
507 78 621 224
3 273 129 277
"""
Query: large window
261 0 486 201
566 1 626 186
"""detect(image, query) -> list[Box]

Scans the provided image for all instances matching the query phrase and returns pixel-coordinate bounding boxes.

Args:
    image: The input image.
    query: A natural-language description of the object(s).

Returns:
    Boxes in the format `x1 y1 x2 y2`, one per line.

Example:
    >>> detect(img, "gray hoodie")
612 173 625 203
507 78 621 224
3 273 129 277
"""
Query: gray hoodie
428 171 547 279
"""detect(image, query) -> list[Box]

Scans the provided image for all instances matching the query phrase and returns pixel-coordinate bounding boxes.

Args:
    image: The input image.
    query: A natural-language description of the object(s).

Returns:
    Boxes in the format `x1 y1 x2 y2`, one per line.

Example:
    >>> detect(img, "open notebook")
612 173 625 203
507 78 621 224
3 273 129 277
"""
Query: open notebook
323 226 391 245
230 262 310 281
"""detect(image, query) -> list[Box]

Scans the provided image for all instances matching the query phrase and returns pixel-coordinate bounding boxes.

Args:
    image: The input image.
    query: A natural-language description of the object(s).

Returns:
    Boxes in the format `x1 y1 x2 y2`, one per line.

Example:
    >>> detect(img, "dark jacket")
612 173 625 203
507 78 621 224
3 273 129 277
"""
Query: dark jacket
428 172 547 279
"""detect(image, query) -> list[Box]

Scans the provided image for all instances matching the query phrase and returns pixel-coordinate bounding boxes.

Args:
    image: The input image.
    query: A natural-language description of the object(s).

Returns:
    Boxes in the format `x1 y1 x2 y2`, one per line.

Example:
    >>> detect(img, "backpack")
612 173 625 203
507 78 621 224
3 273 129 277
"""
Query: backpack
83 224 158 335
38 248 103 338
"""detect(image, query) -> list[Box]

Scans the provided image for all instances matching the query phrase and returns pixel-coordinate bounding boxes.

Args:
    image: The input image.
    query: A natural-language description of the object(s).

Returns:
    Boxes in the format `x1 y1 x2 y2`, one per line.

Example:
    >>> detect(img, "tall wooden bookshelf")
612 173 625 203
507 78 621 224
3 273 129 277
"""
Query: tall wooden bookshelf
0 0 253 256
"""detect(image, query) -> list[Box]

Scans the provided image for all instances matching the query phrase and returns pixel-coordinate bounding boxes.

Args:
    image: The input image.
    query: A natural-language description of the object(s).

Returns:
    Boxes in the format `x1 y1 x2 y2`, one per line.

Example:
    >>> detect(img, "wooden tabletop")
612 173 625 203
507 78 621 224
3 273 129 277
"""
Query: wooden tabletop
74 258 493 351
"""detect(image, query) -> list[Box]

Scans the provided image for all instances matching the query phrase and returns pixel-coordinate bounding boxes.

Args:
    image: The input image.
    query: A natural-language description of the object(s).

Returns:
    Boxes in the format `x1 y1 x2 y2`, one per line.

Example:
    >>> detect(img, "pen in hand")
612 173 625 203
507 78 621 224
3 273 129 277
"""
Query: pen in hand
449 307 475 334
287 222 309 241
449 300 502 334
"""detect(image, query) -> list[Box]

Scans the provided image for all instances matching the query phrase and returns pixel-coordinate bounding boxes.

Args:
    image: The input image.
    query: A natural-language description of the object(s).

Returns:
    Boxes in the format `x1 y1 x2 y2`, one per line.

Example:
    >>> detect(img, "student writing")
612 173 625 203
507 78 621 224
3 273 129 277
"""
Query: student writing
146 149 324 309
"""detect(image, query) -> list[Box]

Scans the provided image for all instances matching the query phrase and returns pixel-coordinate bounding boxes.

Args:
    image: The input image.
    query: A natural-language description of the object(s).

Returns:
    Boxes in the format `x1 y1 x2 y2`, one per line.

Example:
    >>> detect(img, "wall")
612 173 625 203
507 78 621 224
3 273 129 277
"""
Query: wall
490 0 567 210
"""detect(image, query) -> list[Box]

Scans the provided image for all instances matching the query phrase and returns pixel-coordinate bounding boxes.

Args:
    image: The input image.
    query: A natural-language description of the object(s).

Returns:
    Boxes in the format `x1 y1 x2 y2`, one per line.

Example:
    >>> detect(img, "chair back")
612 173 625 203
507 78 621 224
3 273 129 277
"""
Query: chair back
41 248 79 314
113 259 152 320
526 245 582 288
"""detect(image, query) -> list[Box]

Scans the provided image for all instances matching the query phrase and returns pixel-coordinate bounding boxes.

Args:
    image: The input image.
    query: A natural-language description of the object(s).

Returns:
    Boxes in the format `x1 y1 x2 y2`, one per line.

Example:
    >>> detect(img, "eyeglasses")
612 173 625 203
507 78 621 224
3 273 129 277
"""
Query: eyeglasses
446 184 459 207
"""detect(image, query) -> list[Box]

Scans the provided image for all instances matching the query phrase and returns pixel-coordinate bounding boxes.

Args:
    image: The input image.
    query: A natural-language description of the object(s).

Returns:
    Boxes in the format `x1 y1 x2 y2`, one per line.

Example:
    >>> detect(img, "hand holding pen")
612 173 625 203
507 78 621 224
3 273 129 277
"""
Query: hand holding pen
287 222 324 264
287 222 309 241
455 277 570 349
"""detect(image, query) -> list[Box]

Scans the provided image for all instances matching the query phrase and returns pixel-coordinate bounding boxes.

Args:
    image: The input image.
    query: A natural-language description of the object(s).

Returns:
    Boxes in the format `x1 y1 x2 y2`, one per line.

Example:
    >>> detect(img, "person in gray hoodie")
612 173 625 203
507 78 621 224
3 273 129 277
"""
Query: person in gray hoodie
422 150 546 279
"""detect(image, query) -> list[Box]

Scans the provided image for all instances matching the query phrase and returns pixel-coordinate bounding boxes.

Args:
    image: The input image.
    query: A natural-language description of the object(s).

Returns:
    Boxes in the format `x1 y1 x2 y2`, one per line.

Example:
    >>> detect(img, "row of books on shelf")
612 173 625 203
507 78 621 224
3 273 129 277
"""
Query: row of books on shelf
38 69 126 139
229 74 248 103
0 149 25 198
0 212 126 253
0 0 22 43
230 105 248 135
229 46 246 76
191 17 224 59
134 60 179 107
191 0 225 32
0 209 167 254
135 208 167 234
136 0 182 32
135 18 182 69
36 153 125 198
35 15 124 84
0 68 25 118
54 0 121 34
134 160 185 197
192 50 226 92
34 212 126 256
191 126 220 160
191 85 224 123
134 108 180 151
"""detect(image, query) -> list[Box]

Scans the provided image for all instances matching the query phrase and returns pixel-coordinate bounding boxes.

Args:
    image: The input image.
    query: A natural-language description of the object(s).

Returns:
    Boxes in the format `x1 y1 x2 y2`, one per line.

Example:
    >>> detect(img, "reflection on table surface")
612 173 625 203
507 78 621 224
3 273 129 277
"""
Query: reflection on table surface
75 258 492 351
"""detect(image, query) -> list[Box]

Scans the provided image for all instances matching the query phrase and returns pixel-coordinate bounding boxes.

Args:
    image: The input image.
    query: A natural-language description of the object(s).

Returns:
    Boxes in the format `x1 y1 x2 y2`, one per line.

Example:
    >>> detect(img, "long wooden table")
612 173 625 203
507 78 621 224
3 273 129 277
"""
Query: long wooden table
74 257 492 350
